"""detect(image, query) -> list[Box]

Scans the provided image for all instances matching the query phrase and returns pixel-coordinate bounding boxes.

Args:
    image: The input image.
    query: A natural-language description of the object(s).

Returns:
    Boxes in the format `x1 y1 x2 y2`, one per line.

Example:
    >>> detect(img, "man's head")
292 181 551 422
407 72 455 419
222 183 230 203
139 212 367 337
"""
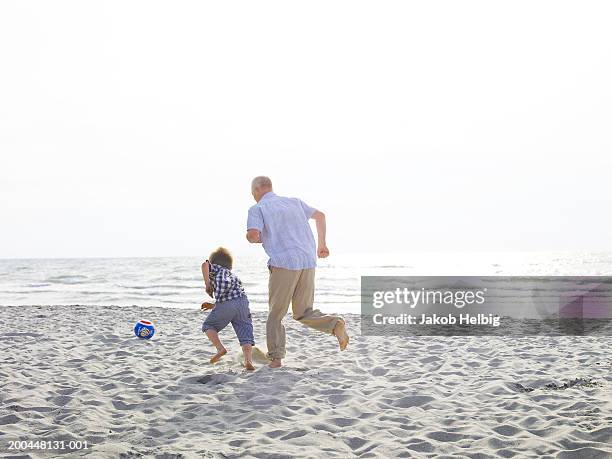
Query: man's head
209 247 233 270
251 176 273 202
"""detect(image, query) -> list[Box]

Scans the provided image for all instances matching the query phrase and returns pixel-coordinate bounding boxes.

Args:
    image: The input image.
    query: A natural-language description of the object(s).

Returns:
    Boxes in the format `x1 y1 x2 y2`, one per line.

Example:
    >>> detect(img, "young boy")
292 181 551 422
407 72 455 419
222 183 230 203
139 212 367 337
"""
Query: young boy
201 247 255 371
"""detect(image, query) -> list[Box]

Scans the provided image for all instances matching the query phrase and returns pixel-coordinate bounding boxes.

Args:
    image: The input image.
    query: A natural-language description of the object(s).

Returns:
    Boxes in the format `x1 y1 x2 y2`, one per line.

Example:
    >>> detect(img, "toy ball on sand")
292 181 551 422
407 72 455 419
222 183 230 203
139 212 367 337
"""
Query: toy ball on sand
134 320 155 340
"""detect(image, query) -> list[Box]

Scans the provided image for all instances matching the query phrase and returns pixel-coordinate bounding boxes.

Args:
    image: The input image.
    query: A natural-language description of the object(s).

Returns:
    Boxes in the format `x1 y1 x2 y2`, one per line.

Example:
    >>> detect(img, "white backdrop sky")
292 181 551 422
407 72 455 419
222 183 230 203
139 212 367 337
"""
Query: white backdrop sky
1 1 611 258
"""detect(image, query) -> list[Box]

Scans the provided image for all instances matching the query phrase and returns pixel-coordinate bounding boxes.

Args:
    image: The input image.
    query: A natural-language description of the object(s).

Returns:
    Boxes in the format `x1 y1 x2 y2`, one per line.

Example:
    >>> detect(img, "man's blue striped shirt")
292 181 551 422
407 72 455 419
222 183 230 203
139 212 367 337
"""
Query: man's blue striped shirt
247 192 317 270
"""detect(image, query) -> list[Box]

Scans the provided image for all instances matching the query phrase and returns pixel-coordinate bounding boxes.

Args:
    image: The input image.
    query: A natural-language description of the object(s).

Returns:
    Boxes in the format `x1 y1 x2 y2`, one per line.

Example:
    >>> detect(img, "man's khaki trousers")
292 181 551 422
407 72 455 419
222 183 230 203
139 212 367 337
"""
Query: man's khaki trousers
267 267 342 360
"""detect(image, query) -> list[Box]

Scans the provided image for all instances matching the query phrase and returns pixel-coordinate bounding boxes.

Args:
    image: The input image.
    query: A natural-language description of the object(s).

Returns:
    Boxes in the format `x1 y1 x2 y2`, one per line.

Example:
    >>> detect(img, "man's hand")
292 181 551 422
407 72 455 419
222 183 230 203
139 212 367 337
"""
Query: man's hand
201 302 215 310
246 229 262 243
312 211 328 258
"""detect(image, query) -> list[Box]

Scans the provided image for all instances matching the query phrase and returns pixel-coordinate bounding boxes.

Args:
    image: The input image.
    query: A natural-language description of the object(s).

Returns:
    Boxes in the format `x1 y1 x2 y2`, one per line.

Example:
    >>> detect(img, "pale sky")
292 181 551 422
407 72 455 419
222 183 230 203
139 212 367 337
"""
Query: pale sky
1 1 611 258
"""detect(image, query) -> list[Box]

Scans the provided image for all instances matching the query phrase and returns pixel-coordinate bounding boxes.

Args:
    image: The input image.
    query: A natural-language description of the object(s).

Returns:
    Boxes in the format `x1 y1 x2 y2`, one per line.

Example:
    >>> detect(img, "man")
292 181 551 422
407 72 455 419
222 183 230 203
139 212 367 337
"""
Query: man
246 176 349 368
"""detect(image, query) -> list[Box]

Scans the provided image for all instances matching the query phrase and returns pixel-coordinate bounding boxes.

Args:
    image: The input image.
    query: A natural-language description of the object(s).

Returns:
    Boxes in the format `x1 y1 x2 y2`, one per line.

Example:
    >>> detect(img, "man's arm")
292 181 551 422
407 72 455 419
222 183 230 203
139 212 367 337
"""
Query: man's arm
246 229 262 243
312 210 329 258
246 206 263 243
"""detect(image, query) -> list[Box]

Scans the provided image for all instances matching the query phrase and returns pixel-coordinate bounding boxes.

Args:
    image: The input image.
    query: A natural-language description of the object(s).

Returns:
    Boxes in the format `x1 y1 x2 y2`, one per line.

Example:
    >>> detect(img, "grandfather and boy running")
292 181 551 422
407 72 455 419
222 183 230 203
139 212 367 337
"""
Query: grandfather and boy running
201 176 349 369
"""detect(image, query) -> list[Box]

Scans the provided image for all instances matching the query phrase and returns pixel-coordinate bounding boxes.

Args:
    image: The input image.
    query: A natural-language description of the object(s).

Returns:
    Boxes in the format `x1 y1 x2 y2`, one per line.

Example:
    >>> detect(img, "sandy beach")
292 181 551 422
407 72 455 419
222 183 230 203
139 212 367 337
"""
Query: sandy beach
0 304 610 458
3 0 612 456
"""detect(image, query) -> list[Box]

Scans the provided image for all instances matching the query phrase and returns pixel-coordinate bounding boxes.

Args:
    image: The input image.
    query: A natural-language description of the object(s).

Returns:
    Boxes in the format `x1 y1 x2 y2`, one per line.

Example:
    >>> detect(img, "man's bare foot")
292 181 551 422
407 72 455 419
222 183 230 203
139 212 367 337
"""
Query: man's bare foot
210 348 227 363
333 320 349 351
268 358 282 368
244 361 255 371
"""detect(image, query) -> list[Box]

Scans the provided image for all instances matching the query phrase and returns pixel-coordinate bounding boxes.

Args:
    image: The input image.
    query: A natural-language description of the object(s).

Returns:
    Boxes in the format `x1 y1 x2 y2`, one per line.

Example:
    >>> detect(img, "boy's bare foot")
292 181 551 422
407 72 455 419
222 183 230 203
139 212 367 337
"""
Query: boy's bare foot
244 361 255 371
268 358 282 368
333 320 349 351
210 348 227 363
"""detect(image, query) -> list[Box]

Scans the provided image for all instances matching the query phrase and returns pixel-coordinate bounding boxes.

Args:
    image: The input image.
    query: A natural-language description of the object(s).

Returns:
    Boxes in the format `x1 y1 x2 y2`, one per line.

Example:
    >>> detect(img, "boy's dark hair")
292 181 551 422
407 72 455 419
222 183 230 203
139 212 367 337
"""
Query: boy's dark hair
209 247 233 270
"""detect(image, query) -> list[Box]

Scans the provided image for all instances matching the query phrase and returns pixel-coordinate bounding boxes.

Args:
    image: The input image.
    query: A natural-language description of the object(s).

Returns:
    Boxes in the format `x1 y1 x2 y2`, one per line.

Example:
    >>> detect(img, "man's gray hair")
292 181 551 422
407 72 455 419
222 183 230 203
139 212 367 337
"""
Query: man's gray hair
251 176 273 190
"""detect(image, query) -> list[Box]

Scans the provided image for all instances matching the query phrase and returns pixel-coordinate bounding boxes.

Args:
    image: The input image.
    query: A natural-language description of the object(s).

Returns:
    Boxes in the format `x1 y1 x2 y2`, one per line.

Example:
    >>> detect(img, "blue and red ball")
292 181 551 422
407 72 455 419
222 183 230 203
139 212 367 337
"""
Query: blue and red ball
134 320 155 340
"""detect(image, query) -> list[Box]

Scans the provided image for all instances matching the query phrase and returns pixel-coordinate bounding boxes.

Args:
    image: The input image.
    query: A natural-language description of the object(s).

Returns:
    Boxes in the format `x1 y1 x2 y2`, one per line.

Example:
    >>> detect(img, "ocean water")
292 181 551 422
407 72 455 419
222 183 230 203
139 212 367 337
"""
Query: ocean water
1 252 611 313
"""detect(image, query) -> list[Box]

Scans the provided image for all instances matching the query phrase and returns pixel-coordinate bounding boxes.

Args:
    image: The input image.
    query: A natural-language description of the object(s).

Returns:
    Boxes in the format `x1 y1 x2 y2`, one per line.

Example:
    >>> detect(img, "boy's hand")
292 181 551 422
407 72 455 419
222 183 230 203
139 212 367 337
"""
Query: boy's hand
201 302 215 310
317 244 330 258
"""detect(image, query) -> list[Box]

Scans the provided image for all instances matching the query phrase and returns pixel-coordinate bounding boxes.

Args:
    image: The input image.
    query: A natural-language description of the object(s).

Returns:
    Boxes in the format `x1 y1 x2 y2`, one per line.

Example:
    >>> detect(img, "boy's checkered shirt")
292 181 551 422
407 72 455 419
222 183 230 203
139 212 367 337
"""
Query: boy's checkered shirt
207 261 246 303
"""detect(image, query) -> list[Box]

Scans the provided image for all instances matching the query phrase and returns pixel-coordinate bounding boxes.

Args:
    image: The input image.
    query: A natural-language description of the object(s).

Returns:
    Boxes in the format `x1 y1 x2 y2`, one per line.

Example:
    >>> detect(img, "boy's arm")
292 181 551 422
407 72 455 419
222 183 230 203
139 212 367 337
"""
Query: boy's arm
201 261 214 298
312 210 329 258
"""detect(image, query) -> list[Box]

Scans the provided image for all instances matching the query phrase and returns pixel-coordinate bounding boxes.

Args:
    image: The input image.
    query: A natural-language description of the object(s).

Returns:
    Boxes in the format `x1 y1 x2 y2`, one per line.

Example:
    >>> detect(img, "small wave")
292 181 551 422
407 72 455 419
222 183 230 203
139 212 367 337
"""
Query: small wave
47 275 88 279
117 284 200 290
74 290 127 295
133 291 181 297
96 291 186 298
162 276 201 282
101 297 188 305
46 275 89 284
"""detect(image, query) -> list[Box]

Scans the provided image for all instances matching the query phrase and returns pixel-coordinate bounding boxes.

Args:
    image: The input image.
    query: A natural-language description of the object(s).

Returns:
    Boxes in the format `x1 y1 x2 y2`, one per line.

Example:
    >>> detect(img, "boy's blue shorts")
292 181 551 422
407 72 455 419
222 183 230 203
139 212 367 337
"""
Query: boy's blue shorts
202 296 255 346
